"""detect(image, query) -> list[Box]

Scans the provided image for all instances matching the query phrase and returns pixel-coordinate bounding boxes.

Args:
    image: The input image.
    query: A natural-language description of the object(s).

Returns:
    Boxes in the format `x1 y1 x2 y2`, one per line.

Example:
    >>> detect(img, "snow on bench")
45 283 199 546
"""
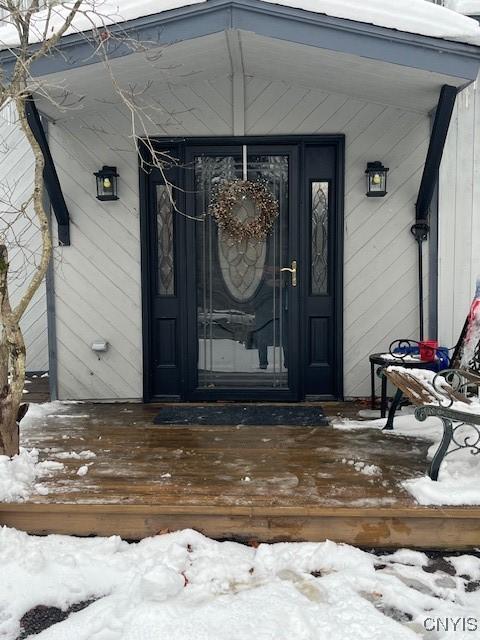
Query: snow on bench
384 366 480 480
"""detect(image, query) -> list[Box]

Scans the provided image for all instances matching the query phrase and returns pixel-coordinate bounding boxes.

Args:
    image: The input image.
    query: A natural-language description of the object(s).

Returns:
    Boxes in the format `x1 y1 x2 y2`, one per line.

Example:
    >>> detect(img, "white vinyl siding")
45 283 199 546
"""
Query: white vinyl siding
0 107 49 371
438 81 480 348
48 75 429 399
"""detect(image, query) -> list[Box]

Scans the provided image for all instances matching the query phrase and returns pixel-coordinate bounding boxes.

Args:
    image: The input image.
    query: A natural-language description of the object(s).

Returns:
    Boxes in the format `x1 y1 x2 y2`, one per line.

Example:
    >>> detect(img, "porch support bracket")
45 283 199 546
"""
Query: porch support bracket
413 84 457 340
25 96 71 246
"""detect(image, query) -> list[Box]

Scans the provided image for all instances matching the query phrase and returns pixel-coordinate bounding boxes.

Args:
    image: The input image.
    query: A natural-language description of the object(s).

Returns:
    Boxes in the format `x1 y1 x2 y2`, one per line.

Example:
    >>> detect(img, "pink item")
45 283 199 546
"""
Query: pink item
462 278 480 368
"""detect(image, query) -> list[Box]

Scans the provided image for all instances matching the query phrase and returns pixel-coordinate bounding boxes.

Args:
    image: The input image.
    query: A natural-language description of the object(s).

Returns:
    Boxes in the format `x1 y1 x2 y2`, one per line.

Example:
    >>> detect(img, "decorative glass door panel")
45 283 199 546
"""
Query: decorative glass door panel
145 139 341 401
194 154 289 390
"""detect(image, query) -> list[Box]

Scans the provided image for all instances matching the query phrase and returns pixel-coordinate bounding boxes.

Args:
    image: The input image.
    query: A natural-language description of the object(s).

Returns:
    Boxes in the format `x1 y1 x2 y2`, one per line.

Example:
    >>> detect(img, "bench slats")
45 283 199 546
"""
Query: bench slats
384 368 471 408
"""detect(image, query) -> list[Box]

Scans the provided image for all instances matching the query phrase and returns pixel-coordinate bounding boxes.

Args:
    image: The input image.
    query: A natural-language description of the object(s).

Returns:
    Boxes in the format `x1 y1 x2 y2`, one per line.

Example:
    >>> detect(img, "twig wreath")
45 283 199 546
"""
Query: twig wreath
210 179 279 242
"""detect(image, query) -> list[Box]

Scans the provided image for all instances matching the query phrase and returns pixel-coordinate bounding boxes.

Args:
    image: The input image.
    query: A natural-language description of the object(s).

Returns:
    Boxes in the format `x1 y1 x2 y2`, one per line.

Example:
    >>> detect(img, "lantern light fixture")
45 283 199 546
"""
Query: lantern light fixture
365 161 389 197
94 165 119 201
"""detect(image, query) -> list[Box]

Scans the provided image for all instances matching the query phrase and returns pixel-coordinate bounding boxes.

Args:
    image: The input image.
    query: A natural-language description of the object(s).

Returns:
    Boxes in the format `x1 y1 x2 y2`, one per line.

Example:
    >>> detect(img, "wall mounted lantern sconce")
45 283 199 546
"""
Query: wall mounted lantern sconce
365 161 389 197
94 165 119 201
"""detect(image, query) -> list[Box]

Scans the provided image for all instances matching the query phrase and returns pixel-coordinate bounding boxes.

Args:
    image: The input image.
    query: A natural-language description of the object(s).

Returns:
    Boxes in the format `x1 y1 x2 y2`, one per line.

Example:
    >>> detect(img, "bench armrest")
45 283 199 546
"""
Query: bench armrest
432 368 480 408
414 403 480 480
415 403 480 425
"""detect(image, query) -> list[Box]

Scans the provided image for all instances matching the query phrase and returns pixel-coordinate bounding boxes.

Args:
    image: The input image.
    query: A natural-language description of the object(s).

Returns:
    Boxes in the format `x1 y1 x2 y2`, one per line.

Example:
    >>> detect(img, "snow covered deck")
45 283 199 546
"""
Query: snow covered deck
2 401 480 548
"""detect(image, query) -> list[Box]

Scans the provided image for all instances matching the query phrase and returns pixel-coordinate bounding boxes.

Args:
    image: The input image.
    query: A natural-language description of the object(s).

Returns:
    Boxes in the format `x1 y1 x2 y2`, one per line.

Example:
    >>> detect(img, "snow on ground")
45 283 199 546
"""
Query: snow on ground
0 450 63 502
341 458 382 477
1 0 480 49
20 401 84 431
333 394 480 506
1 527 480 640
51 450 96 460
76 464 91 476
0 402 89 502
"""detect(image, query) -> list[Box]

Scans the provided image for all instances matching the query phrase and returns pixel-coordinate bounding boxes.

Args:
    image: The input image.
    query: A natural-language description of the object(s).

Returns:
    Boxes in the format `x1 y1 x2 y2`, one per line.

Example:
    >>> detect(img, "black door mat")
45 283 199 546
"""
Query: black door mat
153 404 328 426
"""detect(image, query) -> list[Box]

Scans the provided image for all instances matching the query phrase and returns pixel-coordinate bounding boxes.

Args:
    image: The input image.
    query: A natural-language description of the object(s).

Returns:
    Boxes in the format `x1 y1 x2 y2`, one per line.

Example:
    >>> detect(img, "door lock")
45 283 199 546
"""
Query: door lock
281 260 297 287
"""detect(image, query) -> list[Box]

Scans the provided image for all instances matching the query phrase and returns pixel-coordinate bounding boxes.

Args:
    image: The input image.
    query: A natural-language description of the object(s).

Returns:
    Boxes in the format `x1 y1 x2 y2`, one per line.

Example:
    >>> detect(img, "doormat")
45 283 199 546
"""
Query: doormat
153 405 328 426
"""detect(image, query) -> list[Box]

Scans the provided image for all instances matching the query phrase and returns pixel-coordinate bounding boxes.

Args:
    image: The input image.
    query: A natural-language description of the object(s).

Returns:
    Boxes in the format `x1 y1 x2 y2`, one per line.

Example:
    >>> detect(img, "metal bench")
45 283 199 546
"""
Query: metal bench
369 320 468 421
380 312 480 430
383 367 480 480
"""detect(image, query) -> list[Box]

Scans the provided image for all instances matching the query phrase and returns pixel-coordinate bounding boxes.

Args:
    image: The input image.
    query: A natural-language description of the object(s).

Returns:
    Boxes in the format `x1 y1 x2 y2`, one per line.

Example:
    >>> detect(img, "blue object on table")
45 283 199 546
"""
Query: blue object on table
434 346 450 371
394 346 418 356
393 345 450 371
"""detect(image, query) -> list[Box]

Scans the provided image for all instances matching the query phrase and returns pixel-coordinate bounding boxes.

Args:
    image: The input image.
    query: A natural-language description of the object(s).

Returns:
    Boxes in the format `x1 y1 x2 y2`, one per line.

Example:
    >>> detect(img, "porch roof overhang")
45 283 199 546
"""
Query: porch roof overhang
2 0 480 117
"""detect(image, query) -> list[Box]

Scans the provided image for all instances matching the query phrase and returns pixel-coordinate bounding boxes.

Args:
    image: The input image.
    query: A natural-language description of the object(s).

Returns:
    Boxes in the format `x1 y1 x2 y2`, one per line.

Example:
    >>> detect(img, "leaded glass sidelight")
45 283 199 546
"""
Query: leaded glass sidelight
156 185 175 296
311 181 329 296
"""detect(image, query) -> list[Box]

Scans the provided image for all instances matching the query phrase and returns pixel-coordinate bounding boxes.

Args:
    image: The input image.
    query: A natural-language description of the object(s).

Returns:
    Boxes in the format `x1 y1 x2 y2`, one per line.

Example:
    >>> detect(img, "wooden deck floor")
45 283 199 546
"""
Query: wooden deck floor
2 401 480 548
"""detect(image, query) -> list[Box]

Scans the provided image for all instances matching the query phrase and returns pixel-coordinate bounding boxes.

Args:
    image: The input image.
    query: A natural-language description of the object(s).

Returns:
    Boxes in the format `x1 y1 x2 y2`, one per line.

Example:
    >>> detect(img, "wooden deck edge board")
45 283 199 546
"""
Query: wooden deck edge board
2 503 480 518
2 509 480 548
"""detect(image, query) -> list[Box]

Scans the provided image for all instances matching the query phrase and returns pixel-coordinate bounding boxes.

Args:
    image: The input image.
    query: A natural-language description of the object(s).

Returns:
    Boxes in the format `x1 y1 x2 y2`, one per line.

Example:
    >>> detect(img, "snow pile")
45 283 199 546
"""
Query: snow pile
0 449 63 502
0 401 98 501
0 402 87 501
333 389 480 505
52 450 96 460
1 527 480 640
333 409 442 440
76 464 91 476
1 0 480 49
446 0 480 15
403 470 480 505
20 400 84 431
342 458 382 476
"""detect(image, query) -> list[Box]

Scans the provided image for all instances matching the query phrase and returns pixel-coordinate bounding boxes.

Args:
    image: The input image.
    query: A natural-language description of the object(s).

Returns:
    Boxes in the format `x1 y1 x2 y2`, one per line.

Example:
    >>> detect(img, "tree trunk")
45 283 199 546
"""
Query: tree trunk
0 96 52 457
0 327 25 457
0 392 20 456
0 245 26 457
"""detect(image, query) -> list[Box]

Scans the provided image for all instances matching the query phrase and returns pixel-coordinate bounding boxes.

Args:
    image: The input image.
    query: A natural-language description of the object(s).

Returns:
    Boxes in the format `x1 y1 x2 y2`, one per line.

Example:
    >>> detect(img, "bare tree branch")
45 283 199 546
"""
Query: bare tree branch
0 0 185 455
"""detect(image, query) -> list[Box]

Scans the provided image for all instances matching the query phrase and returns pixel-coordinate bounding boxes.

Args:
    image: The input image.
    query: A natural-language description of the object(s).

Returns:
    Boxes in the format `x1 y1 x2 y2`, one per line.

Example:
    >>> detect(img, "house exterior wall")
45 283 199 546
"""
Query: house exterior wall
436 0 480 343
438 80 480 348
0 108 49 372
48 75 430 400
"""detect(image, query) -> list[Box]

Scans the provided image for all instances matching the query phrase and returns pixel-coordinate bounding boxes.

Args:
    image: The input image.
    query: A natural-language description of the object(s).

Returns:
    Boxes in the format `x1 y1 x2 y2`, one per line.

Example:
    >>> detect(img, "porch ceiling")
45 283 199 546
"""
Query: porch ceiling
33 30 473 120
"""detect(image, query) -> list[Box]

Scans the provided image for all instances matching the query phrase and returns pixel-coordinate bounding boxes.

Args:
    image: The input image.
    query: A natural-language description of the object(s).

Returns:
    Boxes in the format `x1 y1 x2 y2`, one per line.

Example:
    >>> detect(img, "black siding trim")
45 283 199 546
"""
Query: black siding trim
25 96 70 245
416 85 457 222
139 144 153 402
335 136 345 400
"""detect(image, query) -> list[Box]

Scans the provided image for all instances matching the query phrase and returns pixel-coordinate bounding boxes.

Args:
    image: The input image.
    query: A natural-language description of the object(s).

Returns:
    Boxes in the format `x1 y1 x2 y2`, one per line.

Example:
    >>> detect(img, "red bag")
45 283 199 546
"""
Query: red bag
419 340 438 362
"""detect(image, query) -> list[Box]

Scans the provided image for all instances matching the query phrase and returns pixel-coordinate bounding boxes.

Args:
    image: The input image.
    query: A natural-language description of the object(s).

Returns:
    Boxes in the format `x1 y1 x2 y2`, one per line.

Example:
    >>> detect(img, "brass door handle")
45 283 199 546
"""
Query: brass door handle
281 260 297 287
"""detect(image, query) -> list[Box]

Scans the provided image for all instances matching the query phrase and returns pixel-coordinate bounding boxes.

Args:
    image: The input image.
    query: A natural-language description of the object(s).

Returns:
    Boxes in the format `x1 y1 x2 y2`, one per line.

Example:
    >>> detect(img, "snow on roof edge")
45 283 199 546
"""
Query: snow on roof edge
446 1 480 17
1 0 480 52
261 0 480 47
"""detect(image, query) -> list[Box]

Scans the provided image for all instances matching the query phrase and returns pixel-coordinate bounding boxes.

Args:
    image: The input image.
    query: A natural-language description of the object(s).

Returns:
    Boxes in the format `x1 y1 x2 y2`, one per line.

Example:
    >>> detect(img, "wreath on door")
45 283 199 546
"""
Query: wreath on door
210 179 279 242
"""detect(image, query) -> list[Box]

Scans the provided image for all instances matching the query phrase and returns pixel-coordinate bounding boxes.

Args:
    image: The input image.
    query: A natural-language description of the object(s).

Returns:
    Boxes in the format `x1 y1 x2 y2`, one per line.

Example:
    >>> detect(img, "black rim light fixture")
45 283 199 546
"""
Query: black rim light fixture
94 165 119 201
365 161 389 197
